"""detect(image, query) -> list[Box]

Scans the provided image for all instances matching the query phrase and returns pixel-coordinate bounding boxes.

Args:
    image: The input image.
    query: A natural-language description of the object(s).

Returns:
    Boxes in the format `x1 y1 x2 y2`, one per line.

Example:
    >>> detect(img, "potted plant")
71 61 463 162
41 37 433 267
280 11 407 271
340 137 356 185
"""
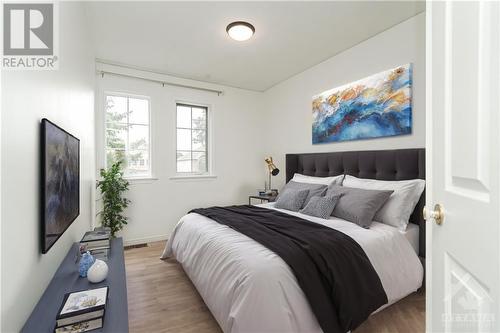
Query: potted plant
97 161 131 237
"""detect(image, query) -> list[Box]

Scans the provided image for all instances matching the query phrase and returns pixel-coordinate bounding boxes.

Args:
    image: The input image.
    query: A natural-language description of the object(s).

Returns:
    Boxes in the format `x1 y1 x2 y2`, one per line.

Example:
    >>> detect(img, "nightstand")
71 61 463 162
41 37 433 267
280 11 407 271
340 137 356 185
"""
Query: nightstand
249 194 277 205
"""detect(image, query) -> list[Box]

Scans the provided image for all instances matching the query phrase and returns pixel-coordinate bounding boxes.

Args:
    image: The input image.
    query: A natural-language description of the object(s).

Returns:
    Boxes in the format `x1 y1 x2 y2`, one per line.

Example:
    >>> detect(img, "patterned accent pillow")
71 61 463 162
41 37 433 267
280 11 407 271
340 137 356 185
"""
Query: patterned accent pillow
274 188 310 212
299 195 342 219
327 185 393 228
279 181 328 208
342 175 425 231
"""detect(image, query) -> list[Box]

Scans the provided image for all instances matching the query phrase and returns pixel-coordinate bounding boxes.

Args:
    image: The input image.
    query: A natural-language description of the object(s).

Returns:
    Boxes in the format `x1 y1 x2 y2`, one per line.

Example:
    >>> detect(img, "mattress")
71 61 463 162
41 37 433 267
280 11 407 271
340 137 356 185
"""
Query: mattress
162 203 423 333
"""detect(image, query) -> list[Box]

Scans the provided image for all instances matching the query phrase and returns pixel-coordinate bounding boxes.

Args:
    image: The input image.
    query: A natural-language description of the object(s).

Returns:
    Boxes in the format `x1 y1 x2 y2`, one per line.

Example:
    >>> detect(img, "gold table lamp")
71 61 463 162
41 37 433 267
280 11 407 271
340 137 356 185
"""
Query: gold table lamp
265 157 279 194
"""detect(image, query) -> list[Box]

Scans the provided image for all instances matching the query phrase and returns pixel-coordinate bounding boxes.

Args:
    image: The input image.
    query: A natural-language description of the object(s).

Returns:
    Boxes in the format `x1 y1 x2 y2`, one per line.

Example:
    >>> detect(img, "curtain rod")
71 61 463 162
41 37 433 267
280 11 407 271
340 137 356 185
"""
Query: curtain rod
97 70 224 96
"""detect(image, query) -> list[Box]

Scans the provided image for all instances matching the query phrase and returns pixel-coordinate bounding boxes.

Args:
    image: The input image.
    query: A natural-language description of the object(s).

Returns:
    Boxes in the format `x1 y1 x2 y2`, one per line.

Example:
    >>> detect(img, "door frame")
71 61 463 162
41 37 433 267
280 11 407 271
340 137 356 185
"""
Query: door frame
425 2 433 331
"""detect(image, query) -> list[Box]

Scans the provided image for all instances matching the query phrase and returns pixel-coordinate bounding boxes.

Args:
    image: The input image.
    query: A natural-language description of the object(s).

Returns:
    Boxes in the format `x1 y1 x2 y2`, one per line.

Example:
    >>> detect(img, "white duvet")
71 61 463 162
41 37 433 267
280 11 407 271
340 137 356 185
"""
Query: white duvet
161 203 423 333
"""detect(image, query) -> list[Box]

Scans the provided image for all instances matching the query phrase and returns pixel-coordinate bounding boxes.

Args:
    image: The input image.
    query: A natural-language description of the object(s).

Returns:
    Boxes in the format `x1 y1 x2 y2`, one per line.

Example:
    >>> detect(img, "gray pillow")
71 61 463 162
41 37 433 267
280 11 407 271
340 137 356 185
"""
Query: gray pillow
327 185 393 228
299 195 342 219
275 188 310 212
279 181 328 208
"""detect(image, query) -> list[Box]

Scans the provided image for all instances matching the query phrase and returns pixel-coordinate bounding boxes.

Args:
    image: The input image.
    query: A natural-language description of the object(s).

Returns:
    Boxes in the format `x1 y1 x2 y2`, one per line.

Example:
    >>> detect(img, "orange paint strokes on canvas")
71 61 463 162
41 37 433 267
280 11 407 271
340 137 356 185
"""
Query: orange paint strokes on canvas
312 97 322 111
340 85 364 101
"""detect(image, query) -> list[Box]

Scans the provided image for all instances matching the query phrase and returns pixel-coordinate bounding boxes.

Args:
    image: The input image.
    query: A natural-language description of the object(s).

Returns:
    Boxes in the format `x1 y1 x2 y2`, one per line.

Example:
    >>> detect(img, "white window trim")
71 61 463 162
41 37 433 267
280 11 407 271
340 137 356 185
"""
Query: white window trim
127 176 159 185
103 91 155 180
169 174 217 181
173 100 215 179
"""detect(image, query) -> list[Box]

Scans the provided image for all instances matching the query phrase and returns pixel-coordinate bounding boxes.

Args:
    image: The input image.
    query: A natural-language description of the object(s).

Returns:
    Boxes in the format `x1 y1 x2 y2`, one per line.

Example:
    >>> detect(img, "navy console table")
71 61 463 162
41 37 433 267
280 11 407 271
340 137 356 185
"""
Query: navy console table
22 238 128 333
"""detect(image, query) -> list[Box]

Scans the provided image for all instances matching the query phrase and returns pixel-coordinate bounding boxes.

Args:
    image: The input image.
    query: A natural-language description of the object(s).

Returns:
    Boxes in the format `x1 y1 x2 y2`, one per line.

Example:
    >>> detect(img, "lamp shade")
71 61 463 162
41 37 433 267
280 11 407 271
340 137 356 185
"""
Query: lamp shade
265 157 279 176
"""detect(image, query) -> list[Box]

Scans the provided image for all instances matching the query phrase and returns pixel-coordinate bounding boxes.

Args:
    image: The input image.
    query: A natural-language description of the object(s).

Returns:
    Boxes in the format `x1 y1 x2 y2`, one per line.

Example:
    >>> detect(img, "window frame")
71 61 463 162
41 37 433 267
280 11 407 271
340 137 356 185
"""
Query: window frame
174 101 213 177
103 91 153 180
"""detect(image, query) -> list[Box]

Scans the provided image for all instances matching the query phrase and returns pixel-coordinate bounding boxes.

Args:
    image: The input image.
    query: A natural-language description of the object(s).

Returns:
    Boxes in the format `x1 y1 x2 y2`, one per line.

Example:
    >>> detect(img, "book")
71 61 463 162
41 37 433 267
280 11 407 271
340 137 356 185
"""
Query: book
90 247 109 255
54 317 103 333
82 240 109 249
86 244 110 252
56 287 108 327
80 230 110 249
81 230 110 242
56 310 104 328
90 248 109 261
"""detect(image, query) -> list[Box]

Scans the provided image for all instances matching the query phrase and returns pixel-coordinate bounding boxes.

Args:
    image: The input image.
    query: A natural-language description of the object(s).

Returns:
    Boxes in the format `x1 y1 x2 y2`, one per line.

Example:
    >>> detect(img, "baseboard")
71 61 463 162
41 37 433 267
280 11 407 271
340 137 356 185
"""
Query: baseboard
123 234 169 246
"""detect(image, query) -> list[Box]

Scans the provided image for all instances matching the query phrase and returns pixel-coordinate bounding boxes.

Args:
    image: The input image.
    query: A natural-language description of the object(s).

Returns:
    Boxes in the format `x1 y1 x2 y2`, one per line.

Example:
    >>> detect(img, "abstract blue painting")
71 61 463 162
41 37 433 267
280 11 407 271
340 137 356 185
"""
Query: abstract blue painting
312 64 412 144
43 119 80 253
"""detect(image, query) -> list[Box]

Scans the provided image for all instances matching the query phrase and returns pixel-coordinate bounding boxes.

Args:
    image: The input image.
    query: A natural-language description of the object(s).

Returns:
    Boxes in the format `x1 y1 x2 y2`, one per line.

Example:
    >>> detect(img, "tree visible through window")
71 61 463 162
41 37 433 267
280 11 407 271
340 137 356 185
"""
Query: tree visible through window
105 94 150 177
176 104 208 174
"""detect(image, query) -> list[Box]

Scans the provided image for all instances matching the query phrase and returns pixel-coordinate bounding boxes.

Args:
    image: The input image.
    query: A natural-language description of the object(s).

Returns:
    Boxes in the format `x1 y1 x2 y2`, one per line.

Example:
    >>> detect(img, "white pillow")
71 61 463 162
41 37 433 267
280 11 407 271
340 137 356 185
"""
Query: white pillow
342 175 425 231
292 173 344 186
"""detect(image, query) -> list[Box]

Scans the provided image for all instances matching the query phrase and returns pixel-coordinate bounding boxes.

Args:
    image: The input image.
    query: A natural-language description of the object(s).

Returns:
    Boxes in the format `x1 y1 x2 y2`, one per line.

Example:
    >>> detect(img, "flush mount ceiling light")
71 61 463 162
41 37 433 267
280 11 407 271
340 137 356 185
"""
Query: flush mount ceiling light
226 21 255 41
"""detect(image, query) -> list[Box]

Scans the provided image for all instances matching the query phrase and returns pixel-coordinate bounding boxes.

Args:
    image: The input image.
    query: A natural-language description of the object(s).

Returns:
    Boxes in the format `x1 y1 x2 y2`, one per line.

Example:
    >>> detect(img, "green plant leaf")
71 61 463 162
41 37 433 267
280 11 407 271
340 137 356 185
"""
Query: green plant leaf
97 160 131 237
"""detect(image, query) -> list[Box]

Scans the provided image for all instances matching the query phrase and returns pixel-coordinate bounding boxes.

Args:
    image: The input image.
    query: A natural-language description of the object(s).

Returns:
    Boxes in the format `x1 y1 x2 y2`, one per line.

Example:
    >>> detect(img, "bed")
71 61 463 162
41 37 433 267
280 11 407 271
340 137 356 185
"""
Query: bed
162 148 425 333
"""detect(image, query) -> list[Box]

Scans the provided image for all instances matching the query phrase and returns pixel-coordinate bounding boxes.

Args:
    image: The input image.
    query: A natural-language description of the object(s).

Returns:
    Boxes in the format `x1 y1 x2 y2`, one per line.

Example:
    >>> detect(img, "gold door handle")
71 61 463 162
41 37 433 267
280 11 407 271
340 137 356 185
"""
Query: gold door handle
423 204 444 225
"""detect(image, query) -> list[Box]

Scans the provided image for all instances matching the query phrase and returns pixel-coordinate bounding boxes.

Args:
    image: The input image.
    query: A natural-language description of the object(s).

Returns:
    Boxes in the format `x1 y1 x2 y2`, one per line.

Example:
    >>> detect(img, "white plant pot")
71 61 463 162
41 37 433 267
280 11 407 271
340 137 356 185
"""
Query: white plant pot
87 259 109 283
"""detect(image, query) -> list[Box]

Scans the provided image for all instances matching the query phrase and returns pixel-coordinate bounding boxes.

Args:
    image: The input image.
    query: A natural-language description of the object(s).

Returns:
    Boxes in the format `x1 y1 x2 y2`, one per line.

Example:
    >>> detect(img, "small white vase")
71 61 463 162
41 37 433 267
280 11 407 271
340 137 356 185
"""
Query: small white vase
87 259 109 283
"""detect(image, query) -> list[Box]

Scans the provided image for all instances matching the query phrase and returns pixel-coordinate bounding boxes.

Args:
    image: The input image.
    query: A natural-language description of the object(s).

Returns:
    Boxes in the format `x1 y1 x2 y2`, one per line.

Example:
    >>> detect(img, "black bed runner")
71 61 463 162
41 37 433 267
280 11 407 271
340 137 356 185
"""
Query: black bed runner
190 205 388 333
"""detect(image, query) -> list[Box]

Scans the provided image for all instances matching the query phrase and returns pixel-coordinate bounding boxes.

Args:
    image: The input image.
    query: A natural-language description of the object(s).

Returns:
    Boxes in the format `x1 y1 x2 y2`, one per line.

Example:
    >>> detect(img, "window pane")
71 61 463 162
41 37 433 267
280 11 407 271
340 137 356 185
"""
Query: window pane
106 127 126 150
105 121 128 131
105 94 152 177
177 129 191 150
128 98 149 124
175 103 208 175
192 152 207 173
192 108 206 129
177 151 191 172
192 130 206 151
105 96 127 123
129 124 149 150
106 149 126 167
177 106 191 128
127 150 149 176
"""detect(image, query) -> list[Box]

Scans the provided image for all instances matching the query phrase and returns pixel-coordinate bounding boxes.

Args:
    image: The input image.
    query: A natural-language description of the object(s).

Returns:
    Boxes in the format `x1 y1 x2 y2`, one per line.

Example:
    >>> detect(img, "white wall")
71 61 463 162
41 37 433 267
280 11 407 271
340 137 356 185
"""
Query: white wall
0 3 95 332
262 13 426 187
95 64 266 244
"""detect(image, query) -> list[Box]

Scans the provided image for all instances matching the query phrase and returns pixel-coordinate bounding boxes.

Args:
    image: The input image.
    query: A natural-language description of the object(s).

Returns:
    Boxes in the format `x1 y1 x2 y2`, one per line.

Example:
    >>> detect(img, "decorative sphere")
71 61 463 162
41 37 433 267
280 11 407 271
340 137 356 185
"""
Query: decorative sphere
87 259 109 283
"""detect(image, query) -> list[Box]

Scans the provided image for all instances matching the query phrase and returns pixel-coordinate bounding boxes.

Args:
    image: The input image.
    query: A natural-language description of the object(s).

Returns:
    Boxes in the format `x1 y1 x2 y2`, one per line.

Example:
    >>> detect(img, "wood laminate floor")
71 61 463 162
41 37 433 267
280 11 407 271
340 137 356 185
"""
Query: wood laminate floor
125 241 425 333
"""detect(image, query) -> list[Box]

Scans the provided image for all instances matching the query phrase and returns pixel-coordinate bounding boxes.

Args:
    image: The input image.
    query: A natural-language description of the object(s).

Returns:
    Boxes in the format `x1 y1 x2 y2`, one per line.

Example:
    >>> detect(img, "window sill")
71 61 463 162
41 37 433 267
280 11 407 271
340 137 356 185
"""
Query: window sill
125 177 159 184
169 174 217 181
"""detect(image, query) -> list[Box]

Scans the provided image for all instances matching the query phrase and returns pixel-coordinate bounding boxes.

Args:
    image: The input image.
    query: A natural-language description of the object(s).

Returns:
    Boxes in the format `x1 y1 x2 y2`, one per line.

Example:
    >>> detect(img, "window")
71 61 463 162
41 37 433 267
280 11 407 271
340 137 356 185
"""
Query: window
176 103 208 174
105 93 151 178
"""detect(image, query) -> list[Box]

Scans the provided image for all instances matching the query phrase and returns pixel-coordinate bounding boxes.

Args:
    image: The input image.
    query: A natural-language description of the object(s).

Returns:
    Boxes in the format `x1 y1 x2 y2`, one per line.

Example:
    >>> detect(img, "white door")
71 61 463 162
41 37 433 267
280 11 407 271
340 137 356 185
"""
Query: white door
426 1 500 332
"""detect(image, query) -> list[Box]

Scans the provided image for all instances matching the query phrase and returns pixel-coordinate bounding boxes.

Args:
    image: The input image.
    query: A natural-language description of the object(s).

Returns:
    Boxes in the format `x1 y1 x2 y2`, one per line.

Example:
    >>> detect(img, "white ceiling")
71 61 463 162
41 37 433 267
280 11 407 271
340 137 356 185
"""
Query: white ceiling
85 1 425 92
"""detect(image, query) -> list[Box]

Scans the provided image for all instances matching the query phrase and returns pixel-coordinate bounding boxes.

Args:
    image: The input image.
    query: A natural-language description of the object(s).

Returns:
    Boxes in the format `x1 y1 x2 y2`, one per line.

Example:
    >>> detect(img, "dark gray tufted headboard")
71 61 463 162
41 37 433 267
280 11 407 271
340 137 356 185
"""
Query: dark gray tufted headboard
286 148 425 258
